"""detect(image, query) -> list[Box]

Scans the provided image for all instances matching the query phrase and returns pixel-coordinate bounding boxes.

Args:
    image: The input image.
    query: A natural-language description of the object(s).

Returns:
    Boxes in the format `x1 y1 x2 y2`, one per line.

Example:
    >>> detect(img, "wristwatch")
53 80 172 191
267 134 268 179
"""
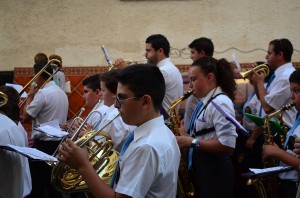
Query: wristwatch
191 138 198 149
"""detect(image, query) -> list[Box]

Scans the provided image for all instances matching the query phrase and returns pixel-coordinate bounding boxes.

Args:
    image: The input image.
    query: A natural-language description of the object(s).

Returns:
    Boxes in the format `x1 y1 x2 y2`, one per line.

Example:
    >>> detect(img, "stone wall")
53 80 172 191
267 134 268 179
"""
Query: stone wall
1 0 300 71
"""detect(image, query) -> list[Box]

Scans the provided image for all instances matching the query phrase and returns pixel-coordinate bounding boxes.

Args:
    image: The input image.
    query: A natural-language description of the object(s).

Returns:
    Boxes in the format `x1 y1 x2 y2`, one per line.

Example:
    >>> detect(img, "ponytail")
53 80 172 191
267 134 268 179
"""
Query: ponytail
191 57 236 101
216 58 236 101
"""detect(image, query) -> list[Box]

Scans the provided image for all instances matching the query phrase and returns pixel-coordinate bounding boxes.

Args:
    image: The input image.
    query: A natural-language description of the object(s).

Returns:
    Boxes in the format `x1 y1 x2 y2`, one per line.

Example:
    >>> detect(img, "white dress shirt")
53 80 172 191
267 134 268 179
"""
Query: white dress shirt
157 58 183 112
114 116 180 198
0 114 32 198
193 87 237 148
26 81 68 141
262 63 296 127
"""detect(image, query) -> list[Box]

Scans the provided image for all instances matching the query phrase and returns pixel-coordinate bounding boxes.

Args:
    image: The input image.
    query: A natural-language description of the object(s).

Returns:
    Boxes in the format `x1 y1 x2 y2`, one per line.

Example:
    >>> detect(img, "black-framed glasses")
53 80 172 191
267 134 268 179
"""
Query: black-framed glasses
115 95 140 107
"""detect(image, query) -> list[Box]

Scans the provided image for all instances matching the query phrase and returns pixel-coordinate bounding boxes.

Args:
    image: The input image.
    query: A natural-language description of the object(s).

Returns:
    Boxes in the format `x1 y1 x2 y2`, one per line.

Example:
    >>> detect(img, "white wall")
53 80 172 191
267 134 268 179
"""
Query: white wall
1 0 300 71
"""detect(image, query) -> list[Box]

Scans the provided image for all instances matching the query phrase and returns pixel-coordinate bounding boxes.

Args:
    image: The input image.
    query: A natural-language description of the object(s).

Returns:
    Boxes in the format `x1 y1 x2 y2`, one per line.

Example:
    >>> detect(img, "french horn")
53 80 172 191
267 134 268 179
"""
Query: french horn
51 113 120 192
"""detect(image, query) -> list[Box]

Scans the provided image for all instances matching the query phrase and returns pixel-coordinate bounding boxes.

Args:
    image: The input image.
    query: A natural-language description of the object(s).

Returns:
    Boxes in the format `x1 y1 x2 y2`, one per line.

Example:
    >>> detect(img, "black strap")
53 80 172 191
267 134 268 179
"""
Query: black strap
193 92 225 136
194 127 215 137
197 93 225 117
160 106 169 120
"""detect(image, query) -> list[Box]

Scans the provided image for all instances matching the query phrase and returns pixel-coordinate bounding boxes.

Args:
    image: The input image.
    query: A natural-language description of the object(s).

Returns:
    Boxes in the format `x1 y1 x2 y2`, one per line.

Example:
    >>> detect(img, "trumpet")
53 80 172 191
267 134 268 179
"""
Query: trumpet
240 63 270 81
101 45 147 71
19 59 61 107
0 91 8 108
51 113 120 191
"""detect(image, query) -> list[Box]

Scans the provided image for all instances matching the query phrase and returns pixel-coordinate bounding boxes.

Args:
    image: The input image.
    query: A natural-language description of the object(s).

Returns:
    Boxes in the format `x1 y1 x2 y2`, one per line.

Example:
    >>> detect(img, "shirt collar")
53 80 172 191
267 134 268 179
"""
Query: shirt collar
274 62 293 75
133 115 165 142
42 80 55 88
201 86 223 106
156 58 170 68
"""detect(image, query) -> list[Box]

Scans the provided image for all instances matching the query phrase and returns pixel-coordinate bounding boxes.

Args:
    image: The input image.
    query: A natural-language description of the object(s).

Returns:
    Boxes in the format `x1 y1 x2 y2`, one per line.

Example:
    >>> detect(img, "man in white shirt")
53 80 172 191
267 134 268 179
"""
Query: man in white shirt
246 39 297 197
246 38 297 149
21 60 68 197
115 34 183 119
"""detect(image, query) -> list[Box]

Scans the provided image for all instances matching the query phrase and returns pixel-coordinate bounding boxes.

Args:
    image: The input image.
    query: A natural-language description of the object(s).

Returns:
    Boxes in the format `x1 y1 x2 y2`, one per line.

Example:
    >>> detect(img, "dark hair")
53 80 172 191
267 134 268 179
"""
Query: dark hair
188 37 214 56
0 86 20 123
269 38 293 62
191 57 236 101
99 70 119 94
49 54 62 67
145 34 170 57
34 53 48 64
82 74 100 91
289 69 300 84
116 64 165 111
33 60 53 80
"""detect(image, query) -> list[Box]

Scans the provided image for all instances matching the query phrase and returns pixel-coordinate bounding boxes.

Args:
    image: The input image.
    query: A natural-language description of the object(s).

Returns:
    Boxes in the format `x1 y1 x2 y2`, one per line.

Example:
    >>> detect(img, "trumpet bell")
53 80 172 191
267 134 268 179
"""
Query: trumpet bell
240 64 270 80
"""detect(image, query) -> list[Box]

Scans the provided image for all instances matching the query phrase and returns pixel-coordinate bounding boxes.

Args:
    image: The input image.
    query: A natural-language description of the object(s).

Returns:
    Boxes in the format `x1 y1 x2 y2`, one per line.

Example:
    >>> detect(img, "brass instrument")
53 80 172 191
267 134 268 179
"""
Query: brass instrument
101 45 146 71
0 91 8 108
52 107 86 158
240 64 270 81
51 113 120 192
168 90 195 198
247 103 295 198
263 103 294 145
70 99 103 141
18 59 61 107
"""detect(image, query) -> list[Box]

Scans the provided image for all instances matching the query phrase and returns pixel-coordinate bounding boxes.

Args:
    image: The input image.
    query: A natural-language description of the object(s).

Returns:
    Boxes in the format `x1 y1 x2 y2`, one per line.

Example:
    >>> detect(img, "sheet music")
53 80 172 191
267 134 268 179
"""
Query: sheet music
0 144 57 162
250 166 292 174
101 45 113 65
232 53 242 71
211 101 249 136
36 125 68 138
5 83 27 98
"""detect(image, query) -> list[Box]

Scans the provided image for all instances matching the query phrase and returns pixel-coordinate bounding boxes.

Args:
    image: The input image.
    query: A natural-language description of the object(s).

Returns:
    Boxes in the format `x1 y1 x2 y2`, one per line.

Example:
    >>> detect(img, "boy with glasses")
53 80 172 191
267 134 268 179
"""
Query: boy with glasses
57 64 180 198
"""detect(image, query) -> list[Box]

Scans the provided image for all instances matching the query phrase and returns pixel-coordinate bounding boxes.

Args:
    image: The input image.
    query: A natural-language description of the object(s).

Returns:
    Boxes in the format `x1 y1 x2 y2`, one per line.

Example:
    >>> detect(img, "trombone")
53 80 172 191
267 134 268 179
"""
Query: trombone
101 45 147 71
18 59 61 107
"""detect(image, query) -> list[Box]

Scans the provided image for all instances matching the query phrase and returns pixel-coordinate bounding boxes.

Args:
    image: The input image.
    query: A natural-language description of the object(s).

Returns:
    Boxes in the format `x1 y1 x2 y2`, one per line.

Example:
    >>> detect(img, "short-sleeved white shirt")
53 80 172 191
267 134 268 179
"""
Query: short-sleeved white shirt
114 116 180 198
157 58 183 112
278 123 300 181
26 81 69 141
95 105 135 152
0 114 32 198
193 87 237 148
262 63 297 127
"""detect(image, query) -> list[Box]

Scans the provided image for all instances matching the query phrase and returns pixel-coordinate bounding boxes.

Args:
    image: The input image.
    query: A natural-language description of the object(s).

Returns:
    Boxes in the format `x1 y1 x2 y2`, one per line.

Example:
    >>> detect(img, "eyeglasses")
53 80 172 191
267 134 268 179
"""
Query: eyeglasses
115 95 140 107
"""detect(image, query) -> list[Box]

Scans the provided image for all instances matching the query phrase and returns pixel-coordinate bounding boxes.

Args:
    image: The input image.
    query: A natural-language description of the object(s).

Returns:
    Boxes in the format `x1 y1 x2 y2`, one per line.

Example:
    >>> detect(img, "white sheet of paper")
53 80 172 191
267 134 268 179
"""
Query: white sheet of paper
250 166 291 174
36 125 68 138
232 53 242 71
211 101 249 136
5 83 27 98
1 144 57 162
